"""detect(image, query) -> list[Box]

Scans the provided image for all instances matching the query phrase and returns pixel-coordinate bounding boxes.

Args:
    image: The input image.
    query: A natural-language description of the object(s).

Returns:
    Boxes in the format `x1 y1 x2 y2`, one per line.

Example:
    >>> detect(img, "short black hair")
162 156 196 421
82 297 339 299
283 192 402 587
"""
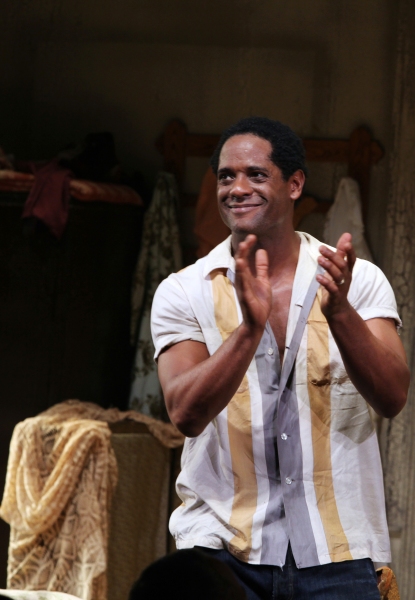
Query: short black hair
210 116 307 181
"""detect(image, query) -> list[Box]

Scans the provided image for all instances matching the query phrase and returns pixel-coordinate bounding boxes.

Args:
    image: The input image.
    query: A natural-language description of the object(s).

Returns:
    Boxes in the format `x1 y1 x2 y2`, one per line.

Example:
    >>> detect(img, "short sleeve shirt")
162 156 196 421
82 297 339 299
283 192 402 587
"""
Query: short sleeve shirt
151 233 399 568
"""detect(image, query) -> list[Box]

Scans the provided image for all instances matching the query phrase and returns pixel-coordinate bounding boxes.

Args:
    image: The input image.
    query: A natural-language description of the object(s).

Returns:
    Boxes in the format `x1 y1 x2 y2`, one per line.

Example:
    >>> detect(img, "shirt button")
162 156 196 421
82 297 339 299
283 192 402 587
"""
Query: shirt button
285 477 292 485
267 348 274 355
281 433 288 441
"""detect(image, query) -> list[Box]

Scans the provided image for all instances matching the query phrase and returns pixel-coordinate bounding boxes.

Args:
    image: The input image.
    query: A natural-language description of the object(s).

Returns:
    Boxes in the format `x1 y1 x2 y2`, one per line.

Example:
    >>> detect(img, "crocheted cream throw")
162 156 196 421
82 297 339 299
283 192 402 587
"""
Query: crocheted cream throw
0 400 183 600
0 406 117 600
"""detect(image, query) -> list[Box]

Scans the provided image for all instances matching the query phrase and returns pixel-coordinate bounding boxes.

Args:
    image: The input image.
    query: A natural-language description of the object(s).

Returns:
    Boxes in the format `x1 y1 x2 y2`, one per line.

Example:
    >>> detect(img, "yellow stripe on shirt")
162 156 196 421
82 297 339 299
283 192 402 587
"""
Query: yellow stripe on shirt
307 291 352 562
211 268 257 562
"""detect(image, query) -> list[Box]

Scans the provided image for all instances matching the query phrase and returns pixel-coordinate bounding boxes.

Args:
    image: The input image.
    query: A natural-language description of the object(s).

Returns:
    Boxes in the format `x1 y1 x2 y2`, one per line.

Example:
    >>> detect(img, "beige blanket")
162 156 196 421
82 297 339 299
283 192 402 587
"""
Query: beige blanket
0 401 183 600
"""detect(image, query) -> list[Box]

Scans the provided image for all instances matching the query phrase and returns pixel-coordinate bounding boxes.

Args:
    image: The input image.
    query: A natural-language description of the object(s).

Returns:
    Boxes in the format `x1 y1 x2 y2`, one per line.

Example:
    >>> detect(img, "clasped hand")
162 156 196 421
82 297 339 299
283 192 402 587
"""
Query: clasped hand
235 235 272 332
316 232 356 319
234 232 356 328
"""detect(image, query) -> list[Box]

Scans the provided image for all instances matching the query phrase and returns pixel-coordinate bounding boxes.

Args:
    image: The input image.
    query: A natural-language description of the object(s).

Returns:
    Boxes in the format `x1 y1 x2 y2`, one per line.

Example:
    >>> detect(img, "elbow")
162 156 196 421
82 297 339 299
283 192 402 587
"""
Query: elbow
171 414 205 438
379 387 409 419
391 395 408 419
376 366 410 419
167 402 206 438
176 422 205 438
380 404 403 420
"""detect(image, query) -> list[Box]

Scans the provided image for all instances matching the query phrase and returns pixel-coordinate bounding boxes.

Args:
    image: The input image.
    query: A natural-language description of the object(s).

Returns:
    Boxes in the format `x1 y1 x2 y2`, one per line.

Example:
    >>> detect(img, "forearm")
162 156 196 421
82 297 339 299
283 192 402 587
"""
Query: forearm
160 323 264 437
327 305 409 418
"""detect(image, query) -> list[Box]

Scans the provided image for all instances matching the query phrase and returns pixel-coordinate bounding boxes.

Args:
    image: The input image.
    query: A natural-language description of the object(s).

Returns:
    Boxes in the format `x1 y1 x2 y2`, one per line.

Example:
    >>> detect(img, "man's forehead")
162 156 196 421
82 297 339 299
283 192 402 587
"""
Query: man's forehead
218 134 273 165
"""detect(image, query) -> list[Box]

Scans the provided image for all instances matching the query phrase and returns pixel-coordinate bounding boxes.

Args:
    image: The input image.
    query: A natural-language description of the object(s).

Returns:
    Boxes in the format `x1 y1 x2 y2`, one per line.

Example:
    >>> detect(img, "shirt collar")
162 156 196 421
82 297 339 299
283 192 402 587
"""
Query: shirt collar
291 232 332 307
202 231 328 302
203 235 235 280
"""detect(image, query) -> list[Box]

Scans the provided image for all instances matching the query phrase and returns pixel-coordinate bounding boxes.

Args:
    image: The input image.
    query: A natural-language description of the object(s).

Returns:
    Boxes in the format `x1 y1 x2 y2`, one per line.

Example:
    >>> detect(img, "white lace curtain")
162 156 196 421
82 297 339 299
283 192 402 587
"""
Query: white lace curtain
129 172 182 420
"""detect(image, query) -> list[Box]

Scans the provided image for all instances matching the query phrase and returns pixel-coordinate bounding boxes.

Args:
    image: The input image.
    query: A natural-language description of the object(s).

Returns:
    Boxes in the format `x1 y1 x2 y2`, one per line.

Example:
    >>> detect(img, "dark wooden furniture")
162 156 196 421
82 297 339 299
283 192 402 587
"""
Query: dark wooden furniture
0 192 144 585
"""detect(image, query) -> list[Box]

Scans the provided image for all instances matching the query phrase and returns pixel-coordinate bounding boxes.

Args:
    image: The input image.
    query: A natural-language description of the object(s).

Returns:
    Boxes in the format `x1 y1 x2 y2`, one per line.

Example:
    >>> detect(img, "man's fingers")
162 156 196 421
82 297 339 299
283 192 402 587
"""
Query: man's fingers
245 234 257 248
336 232 356 273
316 274 342 295
235 257 250 290
236 257 258 306
346 242 356 272
337 232 352 253
318 235 357 286
319 245 347 270
317 255 345 284
236 241 269 307
319 233 355 269
255 249 269 280
236 236 257 282
235 234 257 261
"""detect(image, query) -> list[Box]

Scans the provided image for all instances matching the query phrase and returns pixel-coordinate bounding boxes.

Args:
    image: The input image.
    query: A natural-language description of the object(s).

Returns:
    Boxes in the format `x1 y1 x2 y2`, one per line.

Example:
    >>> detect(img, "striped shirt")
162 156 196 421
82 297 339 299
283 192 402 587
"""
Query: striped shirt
151 233 399 568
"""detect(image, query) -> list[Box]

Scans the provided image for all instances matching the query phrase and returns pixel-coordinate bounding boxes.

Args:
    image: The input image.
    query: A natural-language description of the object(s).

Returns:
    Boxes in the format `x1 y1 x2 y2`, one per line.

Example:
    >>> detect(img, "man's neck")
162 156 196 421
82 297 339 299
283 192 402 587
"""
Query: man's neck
231 228 300 282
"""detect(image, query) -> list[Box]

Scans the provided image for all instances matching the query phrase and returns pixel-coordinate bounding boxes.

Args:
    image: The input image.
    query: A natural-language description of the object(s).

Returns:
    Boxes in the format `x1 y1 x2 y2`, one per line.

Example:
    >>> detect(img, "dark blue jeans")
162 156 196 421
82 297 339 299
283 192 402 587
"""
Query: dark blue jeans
197 545 380 600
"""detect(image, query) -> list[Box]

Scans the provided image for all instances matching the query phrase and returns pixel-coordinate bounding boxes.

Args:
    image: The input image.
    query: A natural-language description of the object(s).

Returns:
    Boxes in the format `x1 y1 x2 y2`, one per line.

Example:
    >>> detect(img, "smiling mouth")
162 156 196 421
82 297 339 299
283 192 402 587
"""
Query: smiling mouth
227 204 263 213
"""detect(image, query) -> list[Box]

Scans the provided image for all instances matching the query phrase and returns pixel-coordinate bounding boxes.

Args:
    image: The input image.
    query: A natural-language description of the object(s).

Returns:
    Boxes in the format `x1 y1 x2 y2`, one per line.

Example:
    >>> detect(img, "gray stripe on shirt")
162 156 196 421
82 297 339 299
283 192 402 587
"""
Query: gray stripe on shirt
256 325 290 566
276 369 320 567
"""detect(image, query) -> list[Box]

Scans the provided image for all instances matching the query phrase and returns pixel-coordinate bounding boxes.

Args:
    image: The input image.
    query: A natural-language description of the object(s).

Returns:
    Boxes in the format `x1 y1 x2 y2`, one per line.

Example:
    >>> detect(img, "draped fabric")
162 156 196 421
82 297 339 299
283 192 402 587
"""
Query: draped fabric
323 177 373 262
129 172 182 420
381 0 415 596
0 400 183 600
21 160 72 239
0 409 117 600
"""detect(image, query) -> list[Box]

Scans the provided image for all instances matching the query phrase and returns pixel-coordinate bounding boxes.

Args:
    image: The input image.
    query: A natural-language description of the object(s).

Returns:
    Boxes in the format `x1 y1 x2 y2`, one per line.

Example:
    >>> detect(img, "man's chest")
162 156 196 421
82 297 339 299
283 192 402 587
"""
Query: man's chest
267 284 294 364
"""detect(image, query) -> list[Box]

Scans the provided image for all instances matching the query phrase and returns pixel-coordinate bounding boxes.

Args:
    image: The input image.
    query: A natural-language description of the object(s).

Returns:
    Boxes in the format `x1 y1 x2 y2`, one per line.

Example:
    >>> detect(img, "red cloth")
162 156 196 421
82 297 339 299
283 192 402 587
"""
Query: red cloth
21 160 72 239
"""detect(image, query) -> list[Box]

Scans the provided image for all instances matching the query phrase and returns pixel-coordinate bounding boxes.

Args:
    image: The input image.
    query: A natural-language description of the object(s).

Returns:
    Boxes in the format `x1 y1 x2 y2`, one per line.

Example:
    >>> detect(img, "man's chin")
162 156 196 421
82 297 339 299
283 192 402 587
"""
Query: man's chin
227 222 252 234
229 219 261 236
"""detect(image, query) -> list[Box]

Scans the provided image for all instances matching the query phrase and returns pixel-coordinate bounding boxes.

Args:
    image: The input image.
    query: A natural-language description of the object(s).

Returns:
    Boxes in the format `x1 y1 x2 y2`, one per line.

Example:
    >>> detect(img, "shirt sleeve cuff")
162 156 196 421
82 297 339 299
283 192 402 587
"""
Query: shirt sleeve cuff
154 332 206 360
356 307 402 328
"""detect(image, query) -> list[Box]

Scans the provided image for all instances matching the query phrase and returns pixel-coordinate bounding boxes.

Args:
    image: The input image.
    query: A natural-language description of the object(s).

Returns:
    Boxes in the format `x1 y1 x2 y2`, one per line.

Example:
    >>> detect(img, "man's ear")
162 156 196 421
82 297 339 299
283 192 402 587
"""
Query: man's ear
289 170 306 201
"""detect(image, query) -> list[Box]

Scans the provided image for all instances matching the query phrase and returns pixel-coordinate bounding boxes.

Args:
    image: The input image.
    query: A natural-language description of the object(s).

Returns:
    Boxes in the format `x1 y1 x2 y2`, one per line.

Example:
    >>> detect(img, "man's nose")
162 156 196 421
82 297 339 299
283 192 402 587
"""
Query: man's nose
230 174 252 199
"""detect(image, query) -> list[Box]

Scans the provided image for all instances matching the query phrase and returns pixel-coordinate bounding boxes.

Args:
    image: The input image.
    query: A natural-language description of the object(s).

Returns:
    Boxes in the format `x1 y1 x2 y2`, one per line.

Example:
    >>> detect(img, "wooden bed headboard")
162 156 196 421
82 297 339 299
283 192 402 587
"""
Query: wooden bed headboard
156 119 384 225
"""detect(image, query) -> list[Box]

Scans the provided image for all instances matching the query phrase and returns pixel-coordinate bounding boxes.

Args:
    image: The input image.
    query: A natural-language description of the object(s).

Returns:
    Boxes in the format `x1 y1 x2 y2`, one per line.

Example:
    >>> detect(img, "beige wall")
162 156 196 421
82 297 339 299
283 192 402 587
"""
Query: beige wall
30 43 316 173
1 0 397 262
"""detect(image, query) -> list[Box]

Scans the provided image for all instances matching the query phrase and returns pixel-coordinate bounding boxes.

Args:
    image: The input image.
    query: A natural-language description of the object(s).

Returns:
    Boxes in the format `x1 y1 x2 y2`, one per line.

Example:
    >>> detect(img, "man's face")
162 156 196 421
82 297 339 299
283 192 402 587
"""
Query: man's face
217 134 301 238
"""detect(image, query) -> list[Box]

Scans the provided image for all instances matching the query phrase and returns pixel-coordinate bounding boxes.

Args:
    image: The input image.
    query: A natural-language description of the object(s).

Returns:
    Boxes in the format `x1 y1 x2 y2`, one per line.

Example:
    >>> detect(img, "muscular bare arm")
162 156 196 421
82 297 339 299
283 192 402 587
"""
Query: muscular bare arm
158 235 271 437
317 233 409 418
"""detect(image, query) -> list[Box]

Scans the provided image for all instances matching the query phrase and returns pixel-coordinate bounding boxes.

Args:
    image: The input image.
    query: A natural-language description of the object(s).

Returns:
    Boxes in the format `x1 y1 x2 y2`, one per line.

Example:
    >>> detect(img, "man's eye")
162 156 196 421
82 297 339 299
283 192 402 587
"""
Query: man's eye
251 172 265 179
218 173 232 182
